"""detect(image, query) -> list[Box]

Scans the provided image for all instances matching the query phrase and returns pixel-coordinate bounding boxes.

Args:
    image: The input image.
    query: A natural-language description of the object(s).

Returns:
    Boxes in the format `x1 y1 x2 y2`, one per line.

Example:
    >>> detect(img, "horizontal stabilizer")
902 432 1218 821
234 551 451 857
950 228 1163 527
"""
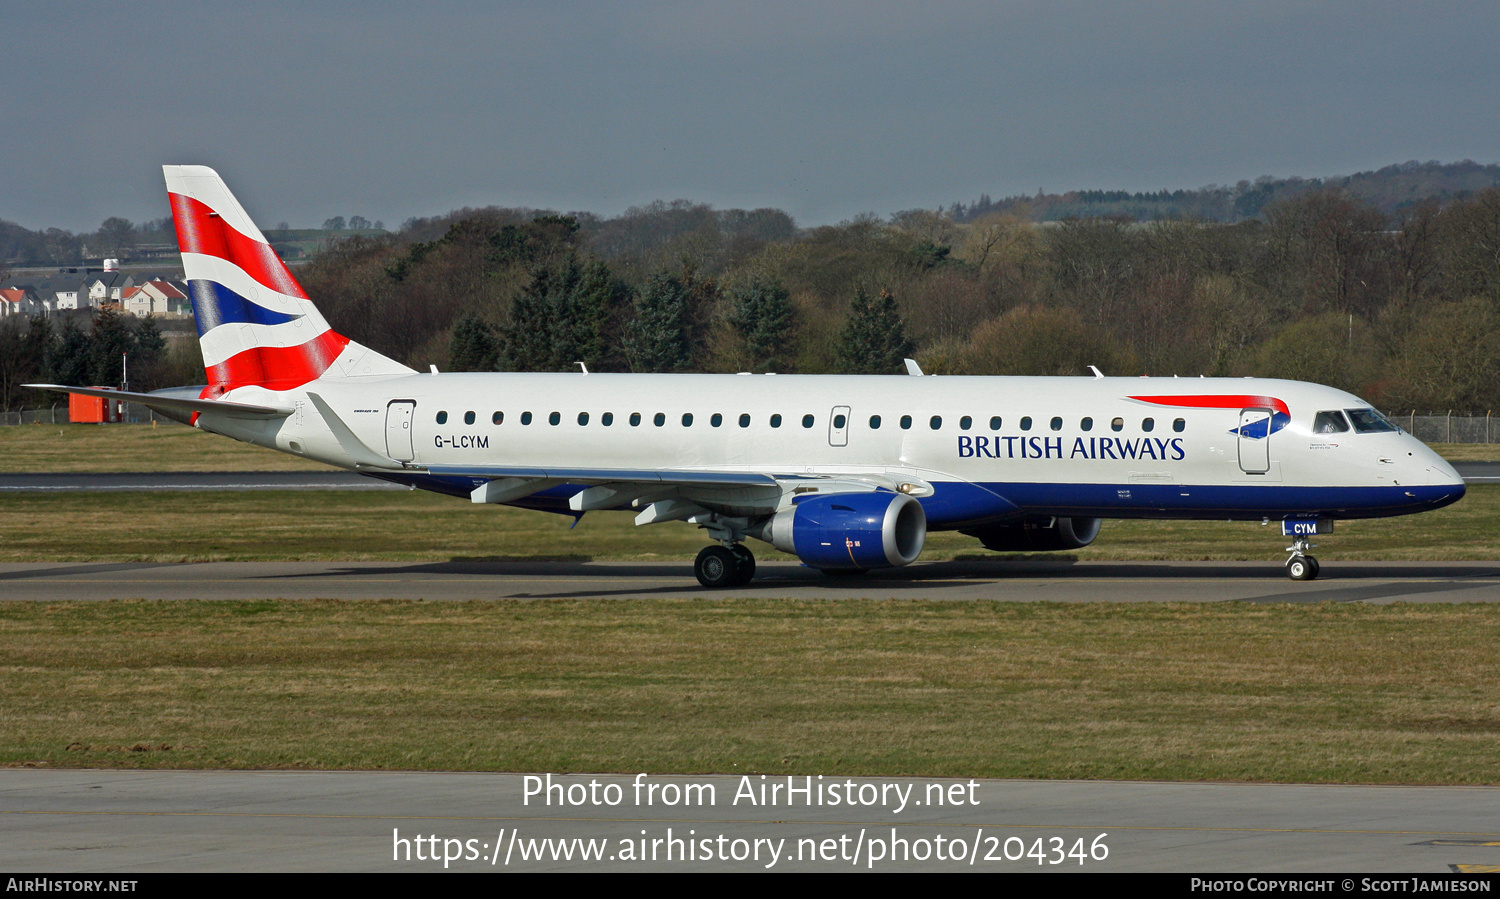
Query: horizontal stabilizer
23 384 292 420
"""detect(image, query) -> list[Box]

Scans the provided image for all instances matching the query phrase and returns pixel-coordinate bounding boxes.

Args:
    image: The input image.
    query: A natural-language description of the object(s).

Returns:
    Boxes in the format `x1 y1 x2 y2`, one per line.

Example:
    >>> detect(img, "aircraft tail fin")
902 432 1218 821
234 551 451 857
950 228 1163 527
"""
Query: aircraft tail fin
163 165 412 395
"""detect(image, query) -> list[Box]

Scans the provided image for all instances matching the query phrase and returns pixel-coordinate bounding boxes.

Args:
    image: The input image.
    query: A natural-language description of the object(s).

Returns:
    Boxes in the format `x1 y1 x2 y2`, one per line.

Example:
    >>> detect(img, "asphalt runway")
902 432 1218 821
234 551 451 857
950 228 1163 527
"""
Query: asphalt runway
4 559 1500 602
2 771 1497 872
1 461 1496 492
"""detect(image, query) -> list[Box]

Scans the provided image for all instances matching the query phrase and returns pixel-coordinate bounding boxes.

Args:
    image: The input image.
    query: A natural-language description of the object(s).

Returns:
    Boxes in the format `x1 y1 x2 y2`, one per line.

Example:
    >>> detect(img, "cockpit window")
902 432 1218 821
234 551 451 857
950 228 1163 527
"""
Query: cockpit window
1345 408 1398 433
1312 411 1350 434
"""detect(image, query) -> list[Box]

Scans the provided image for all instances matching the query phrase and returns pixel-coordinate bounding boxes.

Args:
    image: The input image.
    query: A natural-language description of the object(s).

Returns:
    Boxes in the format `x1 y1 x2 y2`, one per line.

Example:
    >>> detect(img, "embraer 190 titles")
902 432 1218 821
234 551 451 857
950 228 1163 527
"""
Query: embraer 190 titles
30 167 1466 587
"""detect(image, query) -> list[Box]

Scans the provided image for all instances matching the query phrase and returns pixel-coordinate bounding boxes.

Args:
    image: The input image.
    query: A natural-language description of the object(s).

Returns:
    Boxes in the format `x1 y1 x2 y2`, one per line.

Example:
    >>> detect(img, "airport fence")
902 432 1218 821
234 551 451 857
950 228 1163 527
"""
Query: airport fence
0 403 168 426
1 406 1496 443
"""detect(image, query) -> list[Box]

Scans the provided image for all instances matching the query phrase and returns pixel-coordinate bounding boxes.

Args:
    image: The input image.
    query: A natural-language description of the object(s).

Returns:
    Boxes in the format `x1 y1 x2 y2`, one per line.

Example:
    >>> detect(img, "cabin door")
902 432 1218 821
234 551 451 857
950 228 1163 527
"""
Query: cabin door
828 406 851 447
386 400 416 462
1237 407 1272 474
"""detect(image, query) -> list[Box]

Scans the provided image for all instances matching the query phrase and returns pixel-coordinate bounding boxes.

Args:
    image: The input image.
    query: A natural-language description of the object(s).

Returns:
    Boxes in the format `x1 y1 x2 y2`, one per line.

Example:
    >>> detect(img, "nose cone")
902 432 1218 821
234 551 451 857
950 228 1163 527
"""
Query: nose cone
1423 453 1464 488
1413 445 1466 507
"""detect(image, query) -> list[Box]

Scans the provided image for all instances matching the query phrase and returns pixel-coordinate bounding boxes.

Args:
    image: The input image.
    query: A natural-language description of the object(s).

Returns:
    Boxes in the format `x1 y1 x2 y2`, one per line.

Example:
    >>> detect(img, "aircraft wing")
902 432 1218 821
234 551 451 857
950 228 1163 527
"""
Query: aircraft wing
422 463 777 487
422 461 921 524
23 384 294 420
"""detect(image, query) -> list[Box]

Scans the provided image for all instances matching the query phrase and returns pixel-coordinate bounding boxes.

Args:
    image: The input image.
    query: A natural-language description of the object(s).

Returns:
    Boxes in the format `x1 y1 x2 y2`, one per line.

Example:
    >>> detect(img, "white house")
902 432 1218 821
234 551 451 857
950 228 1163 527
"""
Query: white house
123 279 191 317
0 286 45 318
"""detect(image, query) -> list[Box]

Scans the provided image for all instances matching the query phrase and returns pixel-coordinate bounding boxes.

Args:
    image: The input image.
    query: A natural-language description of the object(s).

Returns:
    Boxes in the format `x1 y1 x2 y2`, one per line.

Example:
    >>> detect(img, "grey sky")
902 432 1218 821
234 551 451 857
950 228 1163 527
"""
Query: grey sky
4 1 1499 232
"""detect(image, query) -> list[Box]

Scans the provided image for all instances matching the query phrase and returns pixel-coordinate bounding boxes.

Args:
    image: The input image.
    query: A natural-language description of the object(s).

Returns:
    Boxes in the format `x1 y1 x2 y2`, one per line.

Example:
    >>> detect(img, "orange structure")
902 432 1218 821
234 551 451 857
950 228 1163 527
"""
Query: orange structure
69 390 122 423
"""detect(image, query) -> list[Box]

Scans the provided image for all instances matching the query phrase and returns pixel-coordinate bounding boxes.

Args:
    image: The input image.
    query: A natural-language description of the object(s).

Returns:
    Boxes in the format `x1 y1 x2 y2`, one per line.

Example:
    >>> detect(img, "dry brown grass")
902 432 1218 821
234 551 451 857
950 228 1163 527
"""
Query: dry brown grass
1 600 1497 783
0 423 326 472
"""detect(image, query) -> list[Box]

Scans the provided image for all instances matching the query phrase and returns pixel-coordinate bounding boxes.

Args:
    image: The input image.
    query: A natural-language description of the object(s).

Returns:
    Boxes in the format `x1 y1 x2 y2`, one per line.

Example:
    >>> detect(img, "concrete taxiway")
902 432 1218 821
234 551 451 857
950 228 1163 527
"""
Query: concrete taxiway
3 559 1500 602
2 770 1497 872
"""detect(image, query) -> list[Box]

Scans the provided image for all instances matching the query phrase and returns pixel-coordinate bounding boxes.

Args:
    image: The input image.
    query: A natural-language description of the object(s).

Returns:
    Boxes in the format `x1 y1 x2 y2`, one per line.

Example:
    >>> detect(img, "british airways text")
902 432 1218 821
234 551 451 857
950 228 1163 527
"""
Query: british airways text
958 436 1186 461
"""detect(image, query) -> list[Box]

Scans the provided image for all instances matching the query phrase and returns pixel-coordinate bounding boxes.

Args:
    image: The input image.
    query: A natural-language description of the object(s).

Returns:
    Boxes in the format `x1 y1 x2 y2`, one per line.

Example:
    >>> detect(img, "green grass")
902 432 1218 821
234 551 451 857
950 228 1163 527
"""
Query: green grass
2 600 1496 783
1 485 1496 563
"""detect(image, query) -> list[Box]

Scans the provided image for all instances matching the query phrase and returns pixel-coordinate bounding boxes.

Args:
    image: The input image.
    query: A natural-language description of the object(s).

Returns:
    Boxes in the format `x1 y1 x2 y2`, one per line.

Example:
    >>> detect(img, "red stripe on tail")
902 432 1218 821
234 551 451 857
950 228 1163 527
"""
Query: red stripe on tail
202 330 350 393
169 192 311 300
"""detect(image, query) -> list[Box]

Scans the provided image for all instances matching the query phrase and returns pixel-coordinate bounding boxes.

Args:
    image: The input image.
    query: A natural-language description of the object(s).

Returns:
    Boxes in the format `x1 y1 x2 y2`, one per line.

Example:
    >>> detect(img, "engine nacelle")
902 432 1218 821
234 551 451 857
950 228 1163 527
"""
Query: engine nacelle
961 516 1101 552
753 492 927 570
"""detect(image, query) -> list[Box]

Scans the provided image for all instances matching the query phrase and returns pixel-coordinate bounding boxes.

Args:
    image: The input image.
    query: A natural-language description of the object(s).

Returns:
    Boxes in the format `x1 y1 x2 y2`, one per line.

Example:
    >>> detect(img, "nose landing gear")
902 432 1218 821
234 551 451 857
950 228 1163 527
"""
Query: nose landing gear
1285 536 1319 581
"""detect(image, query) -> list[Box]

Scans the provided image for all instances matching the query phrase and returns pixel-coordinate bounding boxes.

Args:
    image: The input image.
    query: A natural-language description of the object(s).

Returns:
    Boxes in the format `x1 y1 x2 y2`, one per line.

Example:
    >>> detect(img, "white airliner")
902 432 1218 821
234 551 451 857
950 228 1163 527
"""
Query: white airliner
33 166 1466 586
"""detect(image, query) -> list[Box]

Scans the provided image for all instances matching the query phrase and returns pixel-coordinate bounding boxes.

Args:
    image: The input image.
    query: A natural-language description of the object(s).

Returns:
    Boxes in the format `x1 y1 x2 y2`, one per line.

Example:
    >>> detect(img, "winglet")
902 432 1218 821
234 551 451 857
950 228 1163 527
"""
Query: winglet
904 358 924 376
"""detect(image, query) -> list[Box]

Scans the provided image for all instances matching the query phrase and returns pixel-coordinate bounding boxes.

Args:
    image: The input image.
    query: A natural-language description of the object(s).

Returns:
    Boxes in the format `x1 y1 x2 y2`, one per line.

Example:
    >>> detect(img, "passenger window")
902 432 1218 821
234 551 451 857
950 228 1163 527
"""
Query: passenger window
577 412 589 426
1142 418 1154 432
711 413 722 428
833 414 847 428
602 412 613 426
770 414 782 428
989 416 1001 430
1313 411 1350 434
739 414 750 428
492 411 504 425
802 414 814 428
654 413 666 427
682 413 694 427
869 415 882 429
1111 417 1123 432
900 415 913 430
549 412 561 426
1050 416 1062 431
960 416 972 430
520 411 532 425
629 412 641 427
1081 417 1093 431
1020 416 1032 431
464 411 475 425
930 415 942 430
1173 418 1184 433
436 411 448 425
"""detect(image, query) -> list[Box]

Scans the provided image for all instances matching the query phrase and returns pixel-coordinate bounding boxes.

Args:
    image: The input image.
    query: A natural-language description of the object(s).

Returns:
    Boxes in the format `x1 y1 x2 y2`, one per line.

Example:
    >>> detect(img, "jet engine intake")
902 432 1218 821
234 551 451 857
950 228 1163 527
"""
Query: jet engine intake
962 516 1101 552
752 491 926 570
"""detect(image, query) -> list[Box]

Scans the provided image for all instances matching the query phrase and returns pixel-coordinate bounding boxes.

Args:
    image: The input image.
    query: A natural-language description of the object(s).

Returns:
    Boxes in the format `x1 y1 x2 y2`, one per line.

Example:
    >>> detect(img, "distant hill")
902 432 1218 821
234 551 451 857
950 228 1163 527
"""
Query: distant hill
949 160 1500 223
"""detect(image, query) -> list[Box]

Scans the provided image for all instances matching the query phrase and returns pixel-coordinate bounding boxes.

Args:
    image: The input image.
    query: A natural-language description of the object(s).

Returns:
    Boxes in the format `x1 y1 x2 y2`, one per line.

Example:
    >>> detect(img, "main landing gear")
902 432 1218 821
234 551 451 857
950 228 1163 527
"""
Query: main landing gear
1285 536 1320 581
694 544 756 588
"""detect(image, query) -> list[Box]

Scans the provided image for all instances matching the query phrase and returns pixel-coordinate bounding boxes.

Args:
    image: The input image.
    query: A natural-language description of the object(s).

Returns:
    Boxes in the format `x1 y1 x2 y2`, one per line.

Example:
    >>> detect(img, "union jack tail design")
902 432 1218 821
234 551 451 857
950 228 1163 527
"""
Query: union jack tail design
164 165 411 395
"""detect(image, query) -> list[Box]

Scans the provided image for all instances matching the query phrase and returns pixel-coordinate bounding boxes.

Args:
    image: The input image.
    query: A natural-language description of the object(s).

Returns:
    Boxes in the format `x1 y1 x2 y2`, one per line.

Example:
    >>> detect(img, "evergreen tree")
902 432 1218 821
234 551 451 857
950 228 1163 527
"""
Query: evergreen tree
728 277 796 371
624 272 692 372
835 286 915 374
88 306 134 387
133 315 167 391
504 263 562 371
0 315 52 411
555 258 623 370
448 314 499 371
45 317 92 387
504 255 626 371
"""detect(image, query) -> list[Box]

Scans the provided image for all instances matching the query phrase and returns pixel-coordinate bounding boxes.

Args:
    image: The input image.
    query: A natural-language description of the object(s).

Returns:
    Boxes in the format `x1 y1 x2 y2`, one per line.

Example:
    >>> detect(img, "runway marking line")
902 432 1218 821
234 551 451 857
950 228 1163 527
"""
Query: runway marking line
2 809 1498 839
